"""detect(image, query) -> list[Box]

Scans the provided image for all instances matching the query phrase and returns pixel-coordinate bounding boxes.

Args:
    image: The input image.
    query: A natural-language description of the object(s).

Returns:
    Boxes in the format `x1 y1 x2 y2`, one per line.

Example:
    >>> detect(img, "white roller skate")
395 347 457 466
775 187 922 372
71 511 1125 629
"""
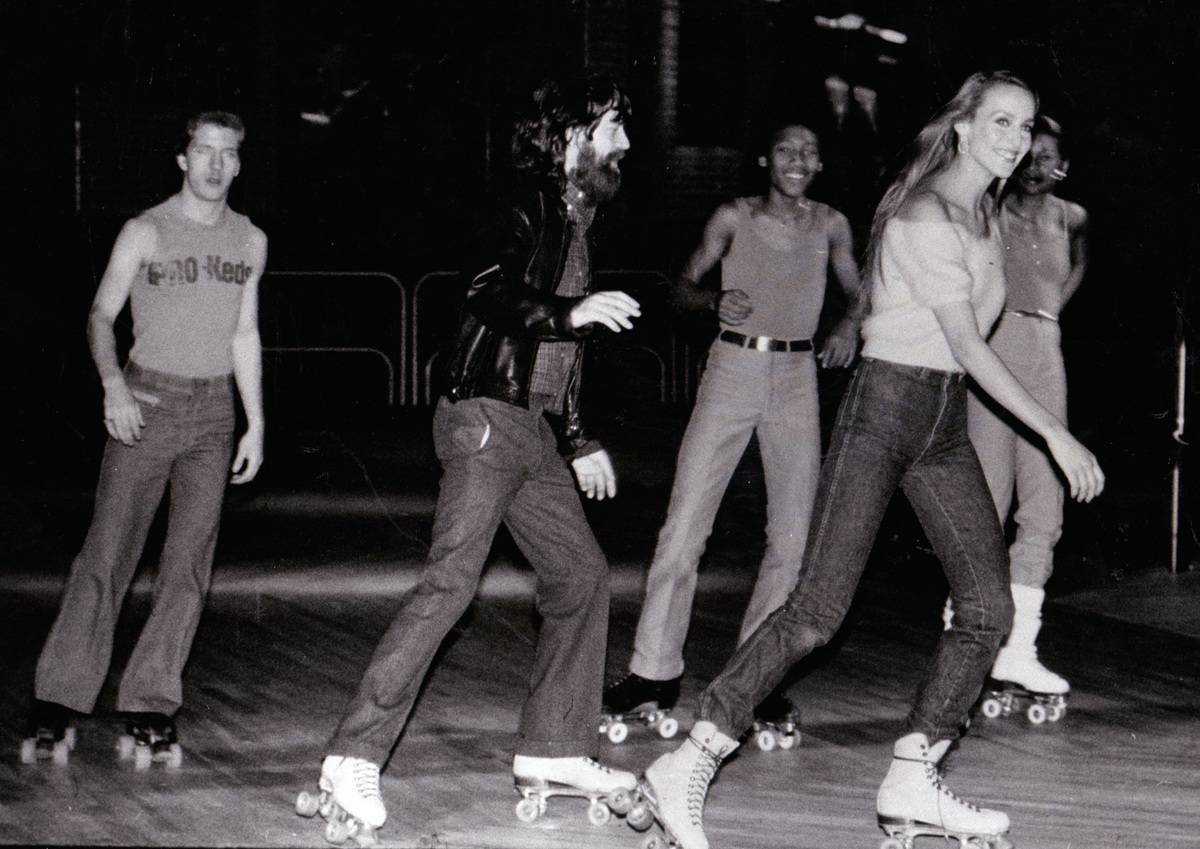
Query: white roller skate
19 700 76 766
627 720 739 849
599 673 681 744
876 733 1011 849
295 755 386 847
983 585 1069 725
512 755 637 826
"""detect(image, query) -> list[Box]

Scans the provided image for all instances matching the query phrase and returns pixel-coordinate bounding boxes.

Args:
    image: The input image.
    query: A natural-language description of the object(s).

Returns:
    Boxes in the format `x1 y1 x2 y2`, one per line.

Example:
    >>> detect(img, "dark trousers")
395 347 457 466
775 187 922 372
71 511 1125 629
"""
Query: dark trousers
36 362 235 715
327 396 611 765
699 358 1014 742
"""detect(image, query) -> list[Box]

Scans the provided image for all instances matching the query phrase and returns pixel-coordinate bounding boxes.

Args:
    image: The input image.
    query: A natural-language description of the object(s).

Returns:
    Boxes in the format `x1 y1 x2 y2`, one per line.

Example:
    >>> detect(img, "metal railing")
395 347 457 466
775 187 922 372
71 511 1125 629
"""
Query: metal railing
263 268 703 411
261 270 407 407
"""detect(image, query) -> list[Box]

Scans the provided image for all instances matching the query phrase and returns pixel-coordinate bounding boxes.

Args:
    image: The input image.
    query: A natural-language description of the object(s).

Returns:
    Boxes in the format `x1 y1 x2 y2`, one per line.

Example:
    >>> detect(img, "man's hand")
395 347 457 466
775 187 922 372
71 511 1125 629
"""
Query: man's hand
817 318 859 368
571 449 617 500
716 289 753 326
568 291 641 333
230 426 264 485
102 378 145 446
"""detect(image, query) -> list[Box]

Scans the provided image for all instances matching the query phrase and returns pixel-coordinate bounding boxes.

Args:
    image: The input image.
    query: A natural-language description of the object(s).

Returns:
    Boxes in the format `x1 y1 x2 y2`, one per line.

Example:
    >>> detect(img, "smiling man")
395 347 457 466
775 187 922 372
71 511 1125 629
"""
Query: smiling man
603 123 864 742
304 75 642 843
24 110 266 768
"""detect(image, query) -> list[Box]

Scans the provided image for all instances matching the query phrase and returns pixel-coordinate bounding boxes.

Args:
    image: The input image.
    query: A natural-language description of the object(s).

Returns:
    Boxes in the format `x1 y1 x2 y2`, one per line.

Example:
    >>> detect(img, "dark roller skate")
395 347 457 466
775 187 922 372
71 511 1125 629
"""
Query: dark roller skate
599 673 681 744
116 712 183 770
750 687 800 751
19 700 76 766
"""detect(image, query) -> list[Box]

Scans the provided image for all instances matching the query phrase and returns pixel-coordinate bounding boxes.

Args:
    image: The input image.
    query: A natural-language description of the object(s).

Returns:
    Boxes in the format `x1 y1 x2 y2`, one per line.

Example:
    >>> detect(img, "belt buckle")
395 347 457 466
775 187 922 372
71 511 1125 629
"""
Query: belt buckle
753 336 771 352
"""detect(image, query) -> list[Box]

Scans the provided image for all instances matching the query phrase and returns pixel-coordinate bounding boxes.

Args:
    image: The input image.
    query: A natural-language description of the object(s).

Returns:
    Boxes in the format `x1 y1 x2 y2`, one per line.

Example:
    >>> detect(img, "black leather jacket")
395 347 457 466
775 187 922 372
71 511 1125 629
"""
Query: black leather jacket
443 181 601 458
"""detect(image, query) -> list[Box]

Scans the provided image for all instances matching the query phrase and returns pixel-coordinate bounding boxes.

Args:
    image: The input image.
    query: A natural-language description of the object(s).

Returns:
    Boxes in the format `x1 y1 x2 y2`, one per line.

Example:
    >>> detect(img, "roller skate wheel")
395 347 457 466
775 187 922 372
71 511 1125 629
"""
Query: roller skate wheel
755 729 777 752
1026 703 1048 725
656 716 679 739
1047 704 1065 722
587 800 612 826
134 745 153 771
352 825 379 848
164 743 184 769
515 796 542 823
116 734 135 761
980 698 1003 719
879 837 907 849
606 721 629 744
777 732 799 750
52 740 70 765
606 787 633 815
19 738 36 764
627 803 653 831
296 791 320 817
641 834 668 849
64 727 77 750
325 817 351 843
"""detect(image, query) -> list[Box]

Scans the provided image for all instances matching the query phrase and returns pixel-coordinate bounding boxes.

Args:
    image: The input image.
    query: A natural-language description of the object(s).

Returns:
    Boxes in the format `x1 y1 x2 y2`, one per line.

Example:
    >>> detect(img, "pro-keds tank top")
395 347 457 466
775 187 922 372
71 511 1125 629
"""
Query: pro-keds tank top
129 196 257 377
998 196 1072 317
720 198 828 340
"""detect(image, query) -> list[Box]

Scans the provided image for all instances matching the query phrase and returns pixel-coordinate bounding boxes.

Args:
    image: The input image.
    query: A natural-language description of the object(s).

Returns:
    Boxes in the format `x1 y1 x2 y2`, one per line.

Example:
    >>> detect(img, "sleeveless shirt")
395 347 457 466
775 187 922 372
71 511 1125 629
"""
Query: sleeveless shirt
998 196 1072 316
720 198 829 340
129 196 258 377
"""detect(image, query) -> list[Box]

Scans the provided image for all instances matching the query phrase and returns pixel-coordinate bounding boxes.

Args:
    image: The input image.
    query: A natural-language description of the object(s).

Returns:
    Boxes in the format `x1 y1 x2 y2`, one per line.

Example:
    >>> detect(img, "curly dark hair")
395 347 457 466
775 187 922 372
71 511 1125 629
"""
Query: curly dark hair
511 75 631 182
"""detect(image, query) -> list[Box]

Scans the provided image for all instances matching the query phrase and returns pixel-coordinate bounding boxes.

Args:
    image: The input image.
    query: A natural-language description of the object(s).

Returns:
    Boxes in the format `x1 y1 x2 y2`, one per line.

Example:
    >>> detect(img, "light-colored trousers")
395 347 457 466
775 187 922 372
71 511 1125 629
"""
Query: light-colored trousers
630 340 821 681
968 313 1067 588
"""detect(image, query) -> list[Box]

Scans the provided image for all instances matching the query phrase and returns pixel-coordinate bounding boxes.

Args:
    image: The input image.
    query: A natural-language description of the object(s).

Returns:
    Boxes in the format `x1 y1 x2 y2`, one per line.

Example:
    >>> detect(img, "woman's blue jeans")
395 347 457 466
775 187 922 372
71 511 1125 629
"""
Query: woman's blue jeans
698 357 1013 743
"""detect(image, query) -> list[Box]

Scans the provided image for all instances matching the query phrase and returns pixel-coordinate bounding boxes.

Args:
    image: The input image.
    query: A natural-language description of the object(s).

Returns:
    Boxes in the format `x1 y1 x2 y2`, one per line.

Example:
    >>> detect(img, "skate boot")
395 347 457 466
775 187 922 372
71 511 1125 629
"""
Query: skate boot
512 754 637 826
628 720 739 849
982 584 1069 725
876 732 1011 849
600 672 681 743
750 686 800 751
295 755 386 847
19 700 76 766
116 712 183 770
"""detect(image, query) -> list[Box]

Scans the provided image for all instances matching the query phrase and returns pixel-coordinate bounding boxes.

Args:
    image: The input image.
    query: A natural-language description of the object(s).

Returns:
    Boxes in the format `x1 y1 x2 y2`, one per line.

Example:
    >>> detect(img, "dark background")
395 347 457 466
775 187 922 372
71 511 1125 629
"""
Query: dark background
2 0 1197 576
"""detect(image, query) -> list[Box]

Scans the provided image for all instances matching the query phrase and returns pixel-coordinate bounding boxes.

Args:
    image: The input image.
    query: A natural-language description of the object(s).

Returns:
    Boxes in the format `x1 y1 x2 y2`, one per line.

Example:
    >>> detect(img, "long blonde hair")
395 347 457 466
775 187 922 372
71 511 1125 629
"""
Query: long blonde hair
860 71 1037 298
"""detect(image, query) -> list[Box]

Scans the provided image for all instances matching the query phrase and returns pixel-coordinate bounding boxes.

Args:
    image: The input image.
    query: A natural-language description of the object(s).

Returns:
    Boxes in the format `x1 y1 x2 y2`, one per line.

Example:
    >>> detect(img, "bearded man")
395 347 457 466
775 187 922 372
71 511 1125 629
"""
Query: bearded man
301 75 642 842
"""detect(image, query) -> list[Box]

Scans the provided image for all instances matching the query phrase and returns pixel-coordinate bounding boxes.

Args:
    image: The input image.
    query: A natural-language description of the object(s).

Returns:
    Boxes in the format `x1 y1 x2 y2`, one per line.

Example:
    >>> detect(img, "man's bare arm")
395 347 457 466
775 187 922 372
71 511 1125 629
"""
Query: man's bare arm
89 219 156 445
817 211 865 368
672 204 744 321
230 228 268 484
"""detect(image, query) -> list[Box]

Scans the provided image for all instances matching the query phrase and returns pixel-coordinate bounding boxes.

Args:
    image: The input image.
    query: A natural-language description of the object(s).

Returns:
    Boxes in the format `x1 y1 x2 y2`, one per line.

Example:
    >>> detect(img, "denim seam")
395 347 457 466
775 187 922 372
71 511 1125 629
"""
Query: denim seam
906 464 991 739
806 366 870 585
915 378 951 461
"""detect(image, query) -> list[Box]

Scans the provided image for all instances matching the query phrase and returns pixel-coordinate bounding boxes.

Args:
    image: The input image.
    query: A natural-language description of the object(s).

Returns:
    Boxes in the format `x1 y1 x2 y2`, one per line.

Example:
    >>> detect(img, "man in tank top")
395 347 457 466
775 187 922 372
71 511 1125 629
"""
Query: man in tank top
22 111 267 767
603 124 865 735
962 115 1088 705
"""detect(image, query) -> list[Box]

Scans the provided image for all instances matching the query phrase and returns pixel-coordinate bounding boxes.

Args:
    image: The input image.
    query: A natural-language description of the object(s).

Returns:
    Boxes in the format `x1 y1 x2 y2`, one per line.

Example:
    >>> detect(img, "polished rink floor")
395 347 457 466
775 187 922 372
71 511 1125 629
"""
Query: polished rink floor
1 426 1197 848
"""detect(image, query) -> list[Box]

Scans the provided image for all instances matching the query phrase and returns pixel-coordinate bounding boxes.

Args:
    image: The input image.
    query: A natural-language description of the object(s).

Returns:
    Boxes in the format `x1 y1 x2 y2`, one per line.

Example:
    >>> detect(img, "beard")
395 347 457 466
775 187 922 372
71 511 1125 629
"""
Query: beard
568 142 623 204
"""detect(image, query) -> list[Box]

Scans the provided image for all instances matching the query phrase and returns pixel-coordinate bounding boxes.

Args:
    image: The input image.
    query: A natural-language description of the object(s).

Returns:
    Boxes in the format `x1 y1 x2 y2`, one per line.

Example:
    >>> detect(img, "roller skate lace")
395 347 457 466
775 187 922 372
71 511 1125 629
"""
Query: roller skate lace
349 759 383 803
908 756 980 813
685 738 722 827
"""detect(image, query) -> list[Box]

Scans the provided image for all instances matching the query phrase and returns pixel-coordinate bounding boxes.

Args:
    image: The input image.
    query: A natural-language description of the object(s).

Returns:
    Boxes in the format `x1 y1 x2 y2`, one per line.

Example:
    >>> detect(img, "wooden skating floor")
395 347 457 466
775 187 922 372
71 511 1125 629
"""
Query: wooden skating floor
1 558 1197 849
